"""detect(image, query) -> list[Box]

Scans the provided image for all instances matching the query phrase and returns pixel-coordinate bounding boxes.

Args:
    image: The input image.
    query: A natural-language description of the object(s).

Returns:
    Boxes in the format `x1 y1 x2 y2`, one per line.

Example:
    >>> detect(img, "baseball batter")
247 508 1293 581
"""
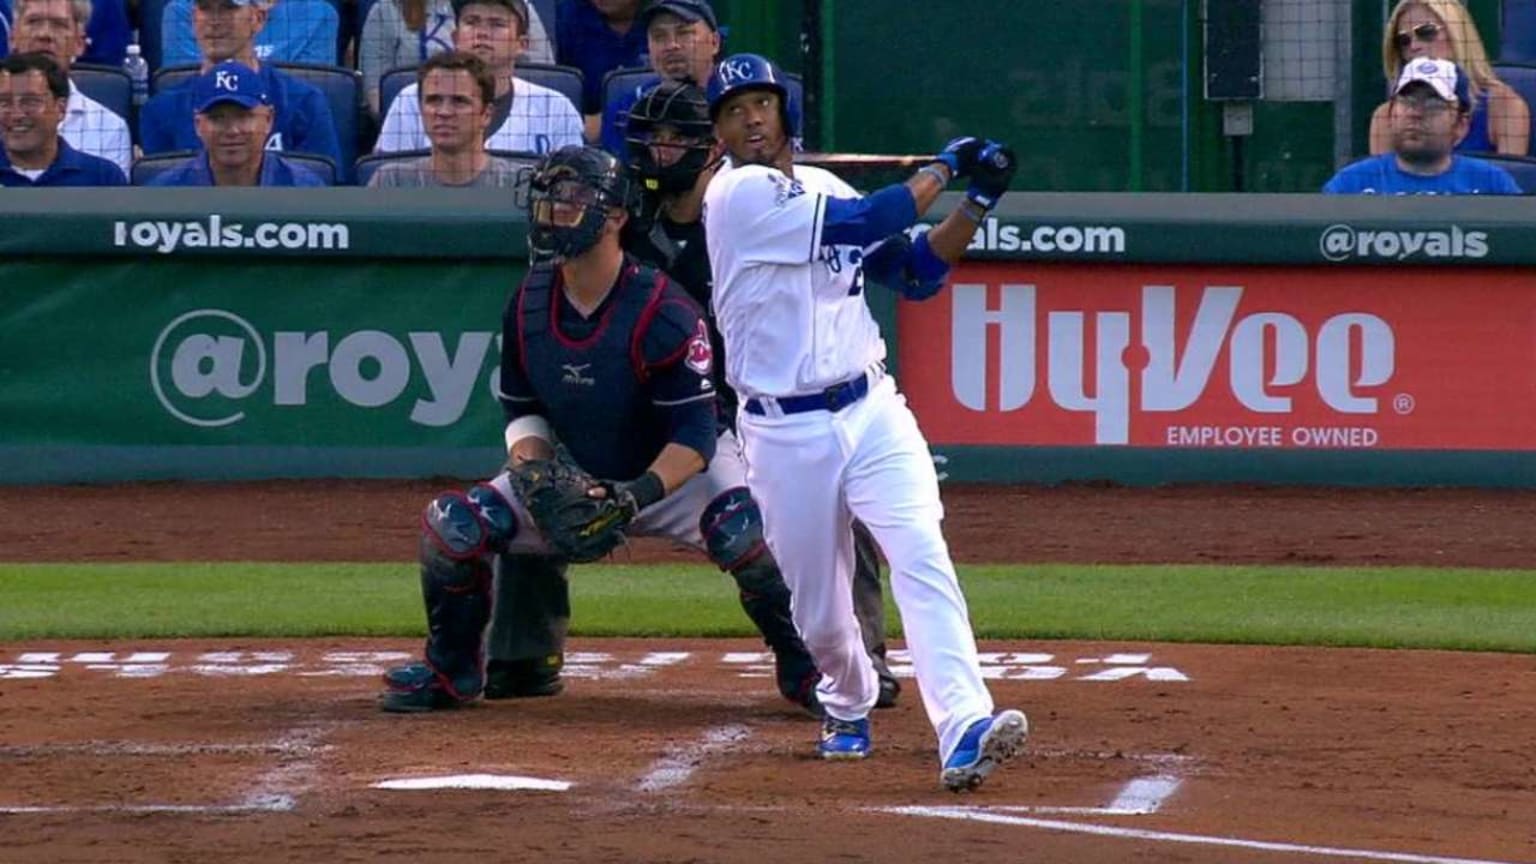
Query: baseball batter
621 78 902 708
381 144 826 715
702 54 1028 790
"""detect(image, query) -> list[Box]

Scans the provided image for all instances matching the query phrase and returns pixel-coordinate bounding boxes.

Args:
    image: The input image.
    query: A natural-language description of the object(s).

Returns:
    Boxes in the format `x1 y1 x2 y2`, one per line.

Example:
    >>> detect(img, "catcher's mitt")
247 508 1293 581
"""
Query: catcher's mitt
507 459 633 563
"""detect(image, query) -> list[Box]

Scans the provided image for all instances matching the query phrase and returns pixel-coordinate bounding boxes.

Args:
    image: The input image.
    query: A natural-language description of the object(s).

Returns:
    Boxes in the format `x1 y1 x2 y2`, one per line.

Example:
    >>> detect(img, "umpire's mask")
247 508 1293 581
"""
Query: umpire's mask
626 80 715 197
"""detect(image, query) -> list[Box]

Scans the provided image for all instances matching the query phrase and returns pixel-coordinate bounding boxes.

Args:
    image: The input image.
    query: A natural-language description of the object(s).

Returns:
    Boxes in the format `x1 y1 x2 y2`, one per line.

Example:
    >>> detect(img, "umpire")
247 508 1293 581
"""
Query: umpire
618 79 901 707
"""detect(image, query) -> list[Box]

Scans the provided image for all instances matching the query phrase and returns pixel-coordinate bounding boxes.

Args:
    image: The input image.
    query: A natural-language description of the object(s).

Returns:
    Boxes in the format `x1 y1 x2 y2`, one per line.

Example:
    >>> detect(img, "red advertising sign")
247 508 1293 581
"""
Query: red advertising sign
899 263 1536 450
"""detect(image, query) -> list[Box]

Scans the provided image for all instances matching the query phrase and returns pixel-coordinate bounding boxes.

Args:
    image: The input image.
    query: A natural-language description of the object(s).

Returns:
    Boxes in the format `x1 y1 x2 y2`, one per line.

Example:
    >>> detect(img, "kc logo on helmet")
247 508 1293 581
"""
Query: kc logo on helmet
718 59 755 84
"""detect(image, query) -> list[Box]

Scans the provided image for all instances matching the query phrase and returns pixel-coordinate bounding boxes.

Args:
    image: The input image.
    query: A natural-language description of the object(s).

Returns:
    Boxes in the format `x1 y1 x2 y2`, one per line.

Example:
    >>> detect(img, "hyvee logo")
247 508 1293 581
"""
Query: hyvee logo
950 284 1396 445
150 309 498 428
1318 223 1487 262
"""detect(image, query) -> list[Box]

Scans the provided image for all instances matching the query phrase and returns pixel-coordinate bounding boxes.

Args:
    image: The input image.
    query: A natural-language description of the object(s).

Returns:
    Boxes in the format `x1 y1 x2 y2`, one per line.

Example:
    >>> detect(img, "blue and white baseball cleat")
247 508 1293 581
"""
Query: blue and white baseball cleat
817 716 872 760
941 709 1028 791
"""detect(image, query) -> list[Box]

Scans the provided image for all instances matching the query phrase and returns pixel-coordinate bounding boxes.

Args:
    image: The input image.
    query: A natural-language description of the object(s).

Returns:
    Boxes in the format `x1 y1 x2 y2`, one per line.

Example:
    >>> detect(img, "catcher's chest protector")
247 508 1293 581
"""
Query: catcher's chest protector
518 263 670 480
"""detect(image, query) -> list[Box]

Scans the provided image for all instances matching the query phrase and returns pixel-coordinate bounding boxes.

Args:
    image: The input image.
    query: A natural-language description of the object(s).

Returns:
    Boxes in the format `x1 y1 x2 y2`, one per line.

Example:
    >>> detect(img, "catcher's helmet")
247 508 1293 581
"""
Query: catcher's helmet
705 53 794 132
525 145 635 264
626 79 715 196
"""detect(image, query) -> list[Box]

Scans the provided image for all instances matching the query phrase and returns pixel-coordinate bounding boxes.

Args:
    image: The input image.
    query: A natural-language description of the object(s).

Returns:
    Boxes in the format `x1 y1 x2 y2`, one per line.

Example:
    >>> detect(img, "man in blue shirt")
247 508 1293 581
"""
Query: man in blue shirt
148 61 326 185
0 51 124 184
1325 58 1522 195
139 0 340 167
555 0 645 116
596 0 715 155
162 0 338 67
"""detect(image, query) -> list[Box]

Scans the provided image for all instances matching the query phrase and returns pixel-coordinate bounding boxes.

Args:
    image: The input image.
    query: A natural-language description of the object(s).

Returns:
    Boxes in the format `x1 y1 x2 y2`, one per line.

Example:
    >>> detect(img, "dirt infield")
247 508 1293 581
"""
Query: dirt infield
3 482 1535 863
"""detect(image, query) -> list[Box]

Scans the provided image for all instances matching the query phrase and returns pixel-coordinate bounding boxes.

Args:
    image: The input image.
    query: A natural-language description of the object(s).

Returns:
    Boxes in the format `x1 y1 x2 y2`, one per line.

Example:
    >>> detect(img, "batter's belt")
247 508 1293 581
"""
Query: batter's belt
743 363 885 417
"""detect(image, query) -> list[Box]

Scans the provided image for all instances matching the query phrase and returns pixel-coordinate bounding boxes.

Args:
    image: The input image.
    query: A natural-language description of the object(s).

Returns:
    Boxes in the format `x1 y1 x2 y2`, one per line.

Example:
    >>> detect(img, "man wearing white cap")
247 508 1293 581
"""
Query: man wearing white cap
1325 58 1522 195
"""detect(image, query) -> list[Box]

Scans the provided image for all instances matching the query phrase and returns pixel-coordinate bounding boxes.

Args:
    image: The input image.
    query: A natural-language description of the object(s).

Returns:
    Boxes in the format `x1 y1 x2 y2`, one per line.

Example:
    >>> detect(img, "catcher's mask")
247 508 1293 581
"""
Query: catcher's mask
626 79 715 197
522 145 635 264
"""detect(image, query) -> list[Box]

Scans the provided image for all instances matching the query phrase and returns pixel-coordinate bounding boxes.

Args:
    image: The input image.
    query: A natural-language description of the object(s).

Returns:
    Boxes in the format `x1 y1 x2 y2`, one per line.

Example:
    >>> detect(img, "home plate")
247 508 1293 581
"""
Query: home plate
371 774 572 792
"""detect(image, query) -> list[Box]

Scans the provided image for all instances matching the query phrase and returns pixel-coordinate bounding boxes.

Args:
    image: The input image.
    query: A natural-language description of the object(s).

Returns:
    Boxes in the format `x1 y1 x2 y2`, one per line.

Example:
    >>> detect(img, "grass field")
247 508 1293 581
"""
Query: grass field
2 562 1533 653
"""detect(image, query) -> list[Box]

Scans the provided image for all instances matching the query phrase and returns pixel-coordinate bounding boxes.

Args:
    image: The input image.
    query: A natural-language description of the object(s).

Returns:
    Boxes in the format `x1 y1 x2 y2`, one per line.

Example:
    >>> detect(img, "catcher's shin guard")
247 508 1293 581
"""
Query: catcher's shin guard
413 489 515 704
701 488 821 716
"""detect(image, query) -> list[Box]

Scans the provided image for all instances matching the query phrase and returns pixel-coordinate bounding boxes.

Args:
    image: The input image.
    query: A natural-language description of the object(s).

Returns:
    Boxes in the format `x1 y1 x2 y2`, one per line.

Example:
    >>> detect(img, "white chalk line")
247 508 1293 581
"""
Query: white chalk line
0 725 328 817
877 806 1528 864
0 741 331 758
636 724 751 793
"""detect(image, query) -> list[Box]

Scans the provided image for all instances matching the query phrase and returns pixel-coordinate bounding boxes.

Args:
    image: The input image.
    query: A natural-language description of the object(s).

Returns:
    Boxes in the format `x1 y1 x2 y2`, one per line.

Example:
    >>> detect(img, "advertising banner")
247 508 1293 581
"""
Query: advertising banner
900 263 1536 451
0 259 521 448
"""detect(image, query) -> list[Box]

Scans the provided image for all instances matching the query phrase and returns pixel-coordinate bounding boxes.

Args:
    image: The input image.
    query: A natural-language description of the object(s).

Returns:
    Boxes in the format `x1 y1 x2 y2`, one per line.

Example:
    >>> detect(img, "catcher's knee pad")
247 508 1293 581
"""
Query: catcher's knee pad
466 482 518 552
699 487 768 572
418 492 495 697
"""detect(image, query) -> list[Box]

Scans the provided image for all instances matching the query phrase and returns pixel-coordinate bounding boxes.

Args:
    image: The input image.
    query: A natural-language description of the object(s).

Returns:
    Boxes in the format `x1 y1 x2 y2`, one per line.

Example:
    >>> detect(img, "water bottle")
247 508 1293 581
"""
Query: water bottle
124 43 150 108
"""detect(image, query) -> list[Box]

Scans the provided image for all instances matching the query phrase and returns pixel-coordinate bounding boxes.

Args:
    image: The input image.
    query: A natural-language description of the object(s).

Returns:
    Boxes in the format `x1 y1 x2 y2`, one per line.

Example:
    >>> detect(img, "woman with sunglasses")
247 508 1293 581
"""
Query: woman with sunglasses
1368 0 1529 156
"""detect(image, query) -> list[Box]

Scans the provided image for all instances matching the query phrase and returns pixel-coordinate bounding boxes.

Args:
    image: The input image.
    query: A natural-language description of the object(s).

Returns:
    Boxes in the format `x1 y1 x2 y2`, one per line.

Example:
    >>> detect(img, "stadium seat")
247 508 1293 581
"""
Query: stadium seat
1477 153 1536 193
275 62 362 182
153 62 361 182
1491 63 1536 151
71 63 132 122
600 65 657 111
150 62 197 95
512 62 584 110
354 148 540 186
378 64 418 122
1503 0 1536 62
132 149 337 185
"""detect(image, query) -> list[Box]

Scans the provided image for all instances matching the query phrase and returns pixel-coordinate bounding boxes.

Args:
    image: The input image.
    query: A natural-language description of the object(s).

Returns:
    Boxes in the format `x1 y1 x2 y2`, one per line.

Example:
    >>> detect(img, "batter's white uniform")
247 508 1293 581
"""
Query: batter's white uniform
703 162 994 763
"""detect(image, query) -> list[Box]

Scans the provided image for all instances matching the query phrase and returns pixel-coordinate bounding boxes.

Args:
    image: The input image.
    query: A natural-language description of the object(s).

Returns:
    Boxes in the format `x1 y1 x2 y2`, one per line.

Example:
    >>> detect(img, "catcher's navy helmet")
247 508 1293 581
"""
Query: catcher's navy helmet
627 79 715 196
706 53 794 131
525 145 635 264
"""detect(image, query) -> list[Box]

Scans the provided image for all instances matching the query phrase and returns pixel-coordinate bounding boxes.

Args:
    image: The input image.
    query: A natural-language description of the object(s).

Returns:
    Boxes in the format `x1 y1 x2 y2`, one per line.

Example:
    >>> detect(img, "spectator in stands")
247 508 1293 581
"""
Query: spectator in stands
148 60 327 185
77 0 125 64
368 50 521 185
7 0 129 175
596 0 714 155
1370 0 1529 156
0 51 124 184
555 0 644 121
140 0 341 166
375 0 579 153
1326 58 1521 195
360 0 551 115
163 0 340 67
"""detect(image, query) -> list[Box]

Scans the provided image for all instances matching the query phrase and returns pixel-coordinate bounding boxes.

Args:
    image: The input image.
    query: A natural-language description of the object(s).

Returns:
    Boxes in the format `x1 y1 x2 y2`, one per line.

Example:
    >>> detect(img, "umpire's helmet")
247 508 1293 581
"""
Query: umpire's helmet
706 53 794 133
525 145 635 264
626 79 715 196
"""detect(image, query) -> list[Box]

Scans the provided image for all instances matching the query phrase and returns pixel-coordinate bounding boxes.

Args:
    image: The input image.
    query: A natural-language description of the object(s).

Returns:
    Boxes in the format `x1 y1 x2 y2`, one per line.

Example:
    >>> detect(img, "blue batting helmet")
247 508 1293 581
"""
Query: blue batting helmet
706 53 794 130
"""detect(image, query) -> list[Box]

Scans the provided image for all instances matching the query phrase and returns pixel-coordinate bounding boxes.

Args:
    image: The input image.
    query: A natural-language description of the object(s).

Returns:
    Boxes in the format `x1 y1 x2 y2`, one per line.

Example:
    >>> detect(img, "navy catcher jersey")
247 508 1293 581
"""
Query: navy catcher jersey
500 257 719 480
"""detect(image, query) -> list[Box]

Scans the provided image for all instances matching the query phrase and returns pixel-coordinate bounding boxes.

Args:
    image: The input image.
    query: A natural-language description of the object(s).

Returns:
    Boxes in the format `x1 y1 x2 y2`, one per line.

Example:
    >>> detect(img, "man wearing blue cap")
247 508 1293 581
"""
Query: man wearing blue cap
1325 58 1522 195
138 0 340 168
595 0 718 156
148 61 326 186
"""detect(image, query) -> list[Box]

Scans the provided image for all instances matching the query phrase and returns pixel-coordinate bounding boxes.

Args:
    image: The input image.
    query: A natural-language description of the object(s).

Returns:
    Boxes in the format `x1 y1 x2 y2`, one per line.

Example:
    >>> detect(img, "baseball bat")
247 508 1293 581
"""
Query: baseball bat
796 152 933 167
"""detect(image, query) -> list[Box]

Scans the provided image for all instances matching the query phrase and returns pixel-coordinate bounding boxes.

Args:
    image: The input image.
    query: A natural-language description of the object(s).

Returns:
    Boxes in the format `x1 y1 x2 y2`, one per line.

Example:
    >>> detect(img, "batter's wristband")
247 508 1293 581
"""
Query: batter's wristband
626 471 667 511
917 164 952 187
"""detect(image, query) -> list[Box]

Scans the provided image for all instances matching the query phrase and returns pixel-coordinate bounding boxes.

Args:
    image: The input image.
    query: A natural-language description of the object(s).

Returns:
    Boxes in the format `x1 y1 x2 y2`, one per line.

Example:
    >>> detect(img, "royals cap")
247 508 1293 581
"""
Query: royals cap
641 0 719 31
192 61 271 112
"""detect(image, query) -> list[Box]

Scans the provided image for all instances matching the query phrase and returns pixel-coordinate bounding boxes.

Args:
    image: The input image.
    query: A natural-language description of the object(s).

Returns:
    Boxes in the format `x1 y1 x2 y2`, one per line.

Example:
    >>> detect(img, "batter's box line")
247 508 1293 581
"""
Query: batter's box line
874 806 1530 864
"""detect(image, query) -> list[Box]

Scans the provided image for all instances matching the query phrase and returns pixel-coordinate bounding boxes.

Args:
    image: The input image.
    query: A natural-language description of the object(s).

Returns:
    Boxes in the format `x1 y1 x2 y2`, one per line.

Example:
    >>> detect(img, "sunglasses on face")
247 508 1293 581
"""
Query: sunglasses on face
1395 22 1442 51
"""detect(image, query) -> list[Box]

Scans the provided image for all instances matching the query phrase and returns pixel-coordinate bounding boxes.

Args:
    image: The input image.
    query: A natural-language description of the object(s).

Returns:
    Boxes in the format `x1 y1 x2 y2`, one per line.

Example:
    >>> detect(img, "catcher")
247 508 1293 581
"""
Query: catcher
380 144 826 714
